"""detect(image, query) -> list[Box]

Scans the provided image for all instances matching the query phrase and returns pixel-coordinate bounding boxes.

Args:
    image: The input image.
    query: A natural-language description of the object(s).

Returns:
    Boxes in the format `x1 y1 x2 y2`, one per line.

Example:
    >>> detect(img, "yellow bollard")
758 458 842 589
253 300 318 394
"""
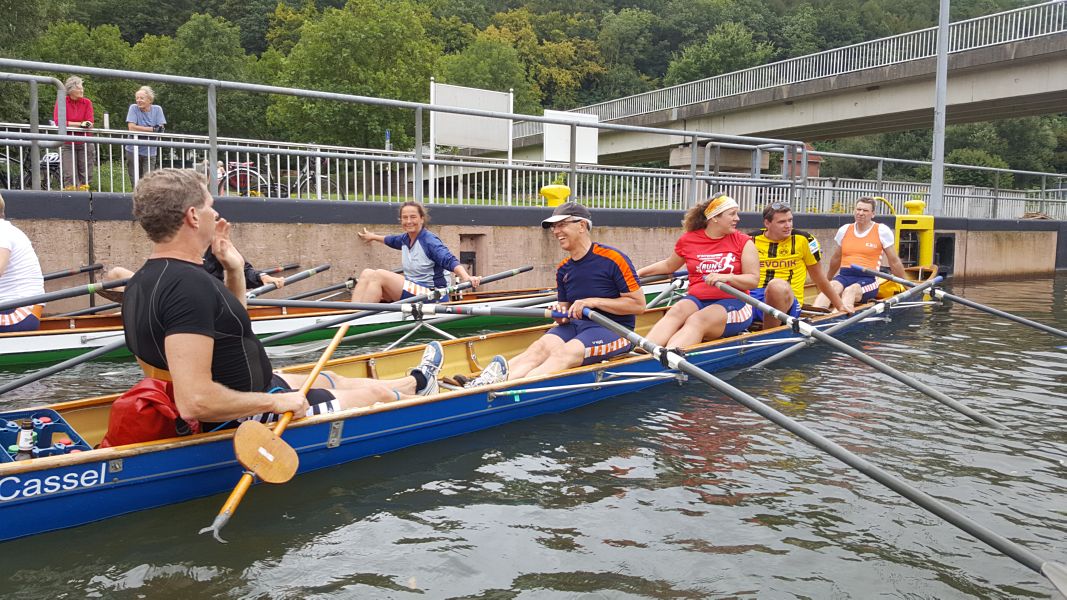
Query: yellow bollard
540 184 571 207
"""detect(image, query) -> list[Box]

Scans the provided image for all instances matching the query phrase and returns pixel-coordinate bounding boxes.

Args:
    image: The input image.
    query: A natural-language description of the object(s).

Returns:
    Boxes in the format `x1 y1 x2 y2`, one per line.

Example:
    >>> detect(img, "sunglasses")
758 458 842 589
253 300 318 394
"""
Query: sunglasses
769 202 791 211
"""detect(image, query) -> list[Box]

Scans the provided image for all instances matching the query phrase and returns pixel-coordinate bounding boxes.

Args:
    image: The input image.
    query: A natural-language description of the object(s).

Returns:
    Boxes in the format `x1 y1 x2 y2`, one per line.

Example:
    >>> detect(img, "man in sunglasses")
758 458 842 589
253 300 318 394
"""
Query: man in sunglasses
748 202 847 328
464 201 645 387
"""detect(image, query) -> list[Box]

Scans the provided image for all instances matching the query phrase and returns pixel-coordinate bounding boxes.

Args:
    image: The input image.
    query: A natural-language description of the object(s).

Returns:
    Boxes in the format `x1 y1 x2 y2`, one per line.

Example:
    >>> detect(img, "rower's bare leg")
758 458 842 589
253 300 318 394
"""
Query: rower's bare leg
507 334 565 379
275 371 419 409
761 278 796 330
840 283 862 311
645 300 698 346
813 280 845 309
666 304 727 348
525 339 585 378
351 269 405 302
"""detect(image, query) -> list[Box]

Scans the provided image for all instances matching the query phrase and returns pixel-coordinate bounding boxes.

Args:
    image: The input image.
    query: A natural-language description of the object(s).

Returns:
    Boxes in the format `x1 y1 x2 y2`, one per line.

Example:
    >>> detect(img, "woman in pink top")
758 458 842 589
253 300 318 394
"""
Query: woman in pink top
637 194 759 347
52 76 95 189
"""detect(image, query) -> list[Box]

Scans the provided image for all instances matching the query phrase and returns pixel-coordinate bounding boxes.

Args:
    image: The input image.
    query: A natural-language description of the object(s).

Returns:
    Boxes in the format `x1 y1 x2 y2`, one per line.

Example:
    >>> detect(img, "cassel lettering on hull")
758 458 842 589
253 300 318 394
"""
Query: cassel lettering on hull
0 463 107 501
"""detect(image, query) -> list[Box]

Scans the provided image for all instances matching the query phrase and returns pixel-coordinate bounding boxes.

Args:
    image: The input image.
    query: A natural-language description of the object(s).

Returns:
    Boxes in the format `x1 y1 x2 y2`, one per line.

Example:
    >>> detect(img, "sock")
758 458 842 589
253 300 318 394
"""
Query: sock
410 369 428 393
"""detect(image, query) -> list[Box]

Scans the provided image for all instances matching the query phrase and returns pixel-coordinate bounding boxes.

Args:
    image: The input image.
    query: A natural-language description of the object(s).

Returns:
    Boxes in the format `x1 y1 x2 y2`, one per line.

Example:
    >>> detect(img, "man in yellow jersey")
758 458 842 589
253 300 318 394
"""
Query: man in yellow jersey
814 196 908 311
749 202 847 329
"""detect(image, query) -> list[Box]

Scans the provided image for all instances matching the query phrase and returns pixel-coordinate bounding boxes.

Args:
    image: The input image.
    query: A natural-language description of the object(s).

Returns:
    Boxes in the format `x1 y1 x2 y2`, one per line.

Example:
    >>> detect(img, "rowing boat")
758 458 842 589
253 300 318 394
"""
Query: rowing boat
0 281 685 367
0 268 935 542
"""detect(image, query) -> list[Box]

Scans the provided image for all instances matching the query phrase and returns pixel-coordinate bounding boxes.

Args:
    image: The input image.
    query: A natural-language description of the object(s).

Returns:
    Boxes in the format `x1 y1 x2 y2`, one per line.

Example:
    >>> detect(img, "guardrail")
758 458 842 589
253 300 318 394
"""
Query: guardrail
513 0 1067 138
2 121 1064 219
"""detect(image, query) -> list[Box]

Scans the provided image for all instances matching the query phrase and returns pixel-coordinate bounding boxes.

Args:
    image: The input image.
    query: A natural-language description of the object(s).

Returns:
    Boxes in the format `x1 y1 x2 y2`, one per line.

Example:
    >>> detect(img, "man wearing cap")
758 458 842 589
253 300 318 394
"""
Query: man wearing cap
464 202 645 387
748 202 848 328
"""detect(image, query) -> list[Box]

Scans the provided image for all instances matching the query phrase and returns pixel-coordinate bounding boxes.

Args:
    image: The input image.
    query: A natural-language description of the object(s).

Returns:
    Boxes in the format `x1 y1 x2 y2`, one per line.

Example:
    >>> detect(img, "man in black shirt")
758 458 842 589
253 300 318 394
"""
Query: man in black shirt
122 168 442 429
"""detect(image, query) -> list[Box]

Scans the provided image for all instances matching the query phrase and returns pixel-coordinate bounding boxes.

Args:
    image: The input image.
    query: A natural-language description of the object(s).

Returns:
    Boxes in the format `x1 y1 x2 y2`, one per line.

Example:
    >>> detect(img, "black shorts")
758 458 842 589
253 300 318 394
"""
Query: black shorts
267 373 338 406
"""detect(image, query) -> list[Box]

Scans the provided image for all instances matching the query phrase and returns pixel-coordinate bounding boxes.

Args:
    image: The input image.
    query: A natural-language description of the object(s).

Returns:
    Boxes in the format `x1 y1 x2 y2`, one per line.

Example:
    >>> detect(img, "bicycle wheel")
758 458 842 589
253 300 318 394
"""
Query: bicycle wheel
295 175 341 200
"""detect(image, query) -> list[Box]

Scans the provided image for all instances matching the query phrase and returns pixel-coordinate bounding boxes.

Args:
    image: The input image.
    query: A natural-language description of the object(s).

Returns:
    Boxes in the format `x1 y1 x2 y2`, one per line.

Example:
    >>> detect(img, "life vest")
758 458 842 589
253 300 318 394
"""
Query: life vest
99 377 200 448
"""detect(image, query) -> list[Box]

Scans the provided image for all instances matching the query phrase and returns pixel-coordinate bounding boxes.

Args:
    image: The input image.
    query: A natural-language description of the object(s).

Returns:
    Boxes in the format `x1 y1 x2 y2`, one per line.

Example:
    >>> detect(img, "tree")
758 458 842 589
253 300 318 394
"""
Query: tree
27 23 132 125
268 0 440 149
434 35 542 115
266 0 318 55
663 22 775 87
945 148 1012 188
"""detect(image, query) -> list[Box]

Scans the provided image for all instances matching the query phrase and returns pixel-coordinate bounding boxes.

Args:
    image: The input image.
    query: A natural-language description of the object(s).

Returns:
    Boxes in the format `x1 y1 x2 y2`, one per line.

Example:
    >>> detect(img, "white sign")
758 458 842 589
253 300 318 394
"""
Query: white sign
432 82 512 151
543 110 599 164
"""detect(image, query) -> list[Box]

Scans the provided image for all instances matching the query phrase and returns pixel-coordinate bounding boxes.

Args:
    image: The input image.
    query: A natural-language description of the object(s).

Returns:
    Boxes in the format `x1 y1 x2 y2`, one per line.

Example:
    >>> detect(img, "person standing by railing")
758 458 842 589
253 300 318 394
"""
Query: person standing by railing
52 76 95 190
125 85 166 184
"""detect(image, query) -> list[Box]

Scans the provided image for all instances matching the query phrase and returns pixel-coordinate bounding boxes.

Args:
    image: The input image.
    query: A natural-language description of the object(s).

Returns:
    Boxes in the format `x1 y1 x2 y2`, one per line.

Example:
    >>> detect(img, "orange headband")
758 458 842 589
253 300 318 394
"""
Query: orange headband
703 195 738 219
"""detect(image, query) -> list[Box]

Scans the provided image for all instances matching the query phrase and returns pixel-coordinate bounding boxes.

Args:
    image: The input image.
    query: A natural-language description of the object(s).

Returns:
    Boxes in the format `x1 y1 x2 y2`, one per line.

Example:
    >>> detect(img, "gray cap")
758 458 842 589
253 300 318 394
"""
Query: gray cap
541 202 593 228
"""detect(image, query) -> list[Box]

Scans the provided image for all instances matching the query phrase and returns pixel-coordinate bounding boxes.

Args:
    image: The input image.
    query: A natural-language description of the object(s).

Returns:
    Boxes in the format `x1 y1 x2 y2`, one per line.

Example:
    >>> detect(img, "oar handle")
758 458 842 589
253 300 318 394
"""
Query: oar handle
256 262 301 276
0 278 129 313
42 262 104 282
246 264 331 298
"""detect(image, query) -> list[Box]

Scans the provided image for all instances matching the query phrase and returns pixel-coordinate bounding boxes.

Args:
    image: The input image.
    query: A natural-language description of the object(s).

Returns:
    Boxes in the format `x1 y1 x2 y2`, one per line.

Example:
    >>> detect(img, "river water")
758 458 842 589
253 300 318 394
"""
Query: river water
1 276 1064 599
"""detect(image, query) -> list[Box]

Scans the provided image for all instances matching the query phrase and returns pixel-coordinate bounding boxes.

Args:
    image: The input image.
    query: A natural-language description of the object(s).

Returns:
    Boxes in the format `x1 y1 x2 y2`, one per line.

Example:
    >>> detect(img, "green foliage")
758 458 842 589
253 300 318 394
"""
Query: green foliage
267 0 440 149
266 0 318 55
27 23 132 121
663 22 775 87
945 148 1012 188
434 36 542 115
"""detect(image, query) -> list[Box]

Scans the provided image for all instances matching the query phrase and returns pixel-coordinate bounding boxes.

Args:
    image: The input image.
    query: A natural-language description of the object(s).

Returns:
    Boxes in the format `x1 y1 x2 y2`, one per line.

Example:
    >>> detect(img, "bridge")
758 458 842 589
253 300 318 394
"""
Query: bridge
511 1 1067 165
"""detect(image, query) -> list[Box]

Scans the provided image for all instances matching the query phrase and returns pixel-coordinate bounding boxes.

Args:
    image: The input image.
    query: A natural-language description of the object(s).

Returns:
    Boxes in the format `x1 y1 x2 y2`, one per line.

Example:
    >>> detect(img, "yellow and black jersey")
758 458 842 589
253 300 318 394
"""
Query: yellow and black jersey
747 229 822 299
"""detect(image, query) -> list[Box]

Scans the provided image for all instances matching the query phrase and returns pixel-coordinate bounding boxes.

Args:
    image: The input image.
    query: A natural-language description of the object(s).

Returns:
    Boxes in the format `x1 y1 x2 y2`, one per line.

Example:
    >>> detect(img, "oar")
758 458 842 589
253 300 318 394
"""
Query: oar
246 264 330 299
0 278 129 312
43 263 104 282
752 276 943 370
715 282 1002 428
257 266 533 345
575 306 1067 596
256 262 300 276
56 302 121 317
0 338 127 396
199 321 353 543
852 265 1067 339
282 280 352 301
267 291 556 359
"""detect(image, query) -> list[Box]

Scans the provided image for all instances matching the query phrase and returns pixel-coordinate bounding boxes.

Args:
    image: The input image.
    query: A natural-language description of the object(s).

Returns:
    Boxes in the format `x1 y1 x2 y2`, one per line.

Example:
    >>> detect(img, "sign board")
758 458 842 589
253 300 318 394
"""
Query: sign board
433 82 511 151
543 110 599 164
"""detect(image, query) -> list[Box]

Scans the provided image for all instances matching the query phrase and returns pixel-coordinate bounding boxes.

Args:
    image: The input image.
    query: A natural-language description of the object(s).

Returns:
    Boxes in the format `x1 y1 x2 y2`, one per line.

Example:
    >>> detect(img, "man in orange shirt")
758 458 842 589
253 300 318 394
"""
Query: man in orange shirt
814 197 907 311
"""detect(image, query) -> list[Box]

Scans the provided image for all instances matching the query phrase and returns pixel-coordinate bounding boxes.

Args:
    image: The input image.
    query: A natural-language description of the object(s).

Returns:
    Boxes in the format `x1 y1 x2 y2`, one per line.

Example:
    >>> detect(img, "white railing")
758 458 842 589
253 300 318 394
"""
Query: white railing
513 0 1067 138
3 122 1064 220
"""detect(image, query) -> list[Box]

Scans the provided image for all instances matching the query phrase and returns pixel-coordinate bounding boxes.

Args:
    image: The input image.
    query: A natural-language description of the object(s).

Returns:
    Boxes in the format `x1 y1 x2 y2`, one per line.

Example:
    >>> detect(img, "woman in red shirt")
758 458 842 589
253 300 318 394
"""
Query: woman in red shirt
637 194 759 347
52 76 95 189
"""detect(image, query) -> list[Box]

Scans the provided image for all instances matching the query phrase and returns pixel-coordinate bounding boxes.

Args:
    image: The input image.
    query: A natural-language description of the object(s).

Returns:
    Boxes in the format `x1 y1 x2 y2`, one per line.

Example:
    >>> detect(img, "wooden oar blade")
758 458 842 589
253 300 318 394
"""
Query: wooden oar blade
233 421 299 484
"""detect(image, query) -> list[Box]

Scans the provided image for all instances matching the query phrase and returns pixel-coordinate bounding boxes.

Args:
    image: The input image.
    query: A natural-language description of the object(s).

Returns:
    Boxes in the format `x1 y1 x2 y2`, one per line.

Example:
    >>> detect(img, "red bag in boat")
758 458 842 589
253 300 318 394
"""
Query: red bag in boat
99 378 200 448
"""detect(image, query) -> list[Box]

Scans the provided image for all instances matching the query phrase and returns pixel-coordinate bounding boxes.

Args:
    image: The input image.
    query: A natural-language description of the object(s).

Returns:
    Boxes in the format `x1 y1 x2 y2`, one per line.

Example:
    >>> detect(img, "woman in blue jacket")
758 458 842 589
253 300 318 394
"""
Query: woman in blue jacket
351 201 479 302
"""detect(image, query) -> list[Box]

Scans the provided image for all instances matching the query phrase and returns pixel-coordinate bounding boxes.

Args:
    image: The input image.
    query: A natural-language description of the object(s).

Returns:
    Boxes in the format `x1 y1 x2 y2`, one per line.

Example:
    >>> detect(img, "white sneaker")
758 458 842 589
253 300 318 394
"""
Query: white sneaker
463 355 509 388
413 341 444 396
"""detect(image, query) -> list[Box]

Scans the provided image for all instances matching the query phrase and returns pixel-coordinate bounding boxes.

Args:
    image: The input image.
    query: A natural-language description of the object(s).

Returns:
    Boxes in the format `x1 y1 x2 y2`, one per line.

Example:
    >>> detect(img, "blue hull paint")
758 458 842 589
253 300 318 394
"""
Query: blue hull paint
0 315 854 542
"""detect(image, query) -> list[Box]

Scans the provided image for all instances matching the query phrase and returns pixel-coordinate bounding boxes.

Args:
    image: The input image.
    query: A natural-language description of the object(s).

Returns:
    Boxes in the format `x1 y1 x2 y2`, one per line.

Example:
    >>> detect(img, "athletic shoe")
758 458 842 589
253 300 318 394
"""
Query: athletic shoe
413 341 444 396
463 355 509 388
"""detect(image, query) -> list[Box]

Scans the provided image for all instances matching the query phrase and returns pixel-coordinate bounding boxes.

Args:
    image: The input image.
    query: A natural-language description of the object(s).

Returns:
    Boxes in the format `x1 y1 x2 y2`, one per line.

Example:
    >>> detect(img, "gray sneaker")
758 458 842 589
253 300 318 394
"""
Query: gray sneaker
413 341 444 396
463 355 509 388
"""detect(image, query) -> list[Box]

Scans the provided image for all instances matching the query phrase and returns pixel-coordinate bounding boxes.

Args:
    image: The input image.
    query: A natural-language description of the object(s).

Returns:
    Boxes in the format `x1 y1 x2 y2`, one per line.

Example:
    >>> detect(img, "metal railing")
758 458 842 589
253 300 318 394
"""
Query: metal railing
2 121 1064 219
513 0 1067 138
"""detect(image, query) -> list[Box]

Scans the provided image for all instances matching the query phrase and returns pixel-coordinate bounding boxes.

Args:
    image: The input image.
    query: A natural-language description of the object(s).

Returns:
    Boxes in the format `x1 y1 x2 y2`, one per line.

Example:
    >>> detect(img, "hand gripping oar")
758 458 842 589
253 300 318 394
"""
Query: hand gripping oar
852 265 1067 339
751 276 943 370
0 338 127 396
256 262 300 276
576 306 1067 596
246 264 330 299
256 266 533 345
43 262 104 282
715 282 1003 428
199 321 352 543
0 278 129 313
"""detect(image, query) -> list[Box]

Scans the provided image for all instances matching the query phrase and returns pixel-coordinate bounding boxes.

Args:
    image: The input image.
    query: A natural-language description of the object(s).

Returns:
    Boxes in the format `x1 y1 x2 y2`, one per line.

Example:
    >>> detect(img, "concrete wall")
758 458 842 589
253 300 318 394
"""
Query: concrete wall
3 191 1061 316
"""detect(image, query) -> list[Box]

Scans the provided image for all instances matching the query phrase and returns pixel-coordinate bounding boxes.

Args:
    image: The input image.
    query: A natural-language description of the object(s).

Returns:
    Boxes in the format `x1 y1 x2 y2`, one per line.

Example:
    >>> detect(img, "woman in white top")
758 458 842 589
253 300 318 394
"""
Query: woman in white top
0 192 45 332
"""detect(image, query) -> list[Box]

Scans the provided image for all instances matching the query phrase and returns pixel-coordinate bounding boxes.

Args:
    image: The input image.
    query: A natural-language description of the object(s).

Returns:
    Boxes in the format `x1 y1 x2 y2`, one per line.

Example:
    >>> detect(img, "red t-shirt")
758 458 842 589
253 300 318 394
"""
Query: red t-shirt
674 229 751 300
53 96 95 144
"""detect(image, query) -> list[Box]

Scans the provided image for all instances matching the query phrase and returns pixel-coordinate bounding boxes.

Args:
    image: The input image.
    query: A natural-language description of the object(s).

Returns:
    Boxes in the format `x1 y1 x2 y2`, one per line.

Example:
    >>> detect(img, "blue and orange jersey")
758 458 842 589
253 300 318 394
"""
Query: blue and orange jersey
556 242 640 328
